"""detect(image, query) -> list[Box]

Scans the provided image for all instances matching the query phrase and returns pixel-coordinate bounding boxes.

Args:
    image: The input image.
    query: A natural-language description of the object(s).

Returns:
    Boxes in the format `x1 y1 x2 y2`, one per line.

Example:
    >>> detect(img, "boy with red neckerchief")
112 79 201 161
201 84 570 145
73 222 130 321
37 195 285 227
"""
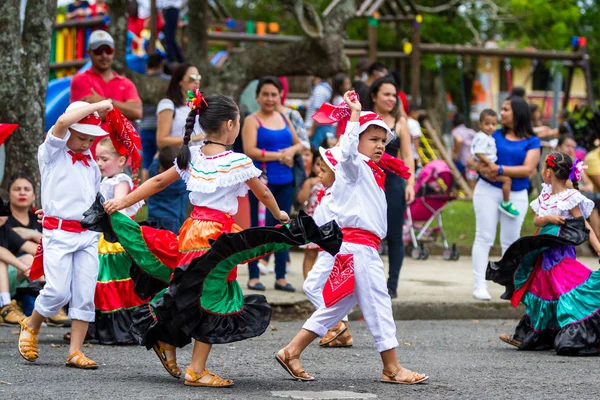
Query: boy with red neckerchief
276 91 428 385
18 100 113 369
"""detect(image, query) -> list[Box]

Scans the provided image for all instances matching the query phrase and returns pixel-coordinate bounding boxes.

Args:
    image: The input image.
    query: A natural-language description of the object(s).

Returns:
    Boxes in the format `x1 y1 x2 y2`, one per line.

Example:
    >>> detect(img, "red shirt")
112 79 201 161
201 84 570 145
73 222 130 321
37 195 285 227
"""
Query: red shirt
70 69 141 155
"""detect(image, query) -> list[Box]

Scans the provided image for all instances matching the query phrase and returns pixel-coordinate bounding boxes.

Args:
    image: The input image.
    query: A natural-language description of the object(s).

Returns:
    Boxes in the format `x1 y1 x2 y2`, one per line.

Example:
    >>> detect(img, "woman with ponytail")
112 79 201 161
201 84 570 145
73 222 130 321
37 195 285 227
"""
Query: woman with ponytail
103 89 293 386
489 151 600 355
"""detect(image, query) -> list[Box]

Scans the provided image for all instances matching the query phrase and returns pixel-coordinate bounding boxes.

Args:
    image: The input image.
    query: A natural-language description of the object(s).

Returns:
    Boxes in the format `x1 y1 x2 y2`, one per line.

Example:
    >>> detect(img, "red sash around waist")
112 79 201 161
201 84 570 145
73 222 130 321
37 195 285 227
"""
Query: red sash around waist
341 228 381 250
191 206 235 231
42 216 87 233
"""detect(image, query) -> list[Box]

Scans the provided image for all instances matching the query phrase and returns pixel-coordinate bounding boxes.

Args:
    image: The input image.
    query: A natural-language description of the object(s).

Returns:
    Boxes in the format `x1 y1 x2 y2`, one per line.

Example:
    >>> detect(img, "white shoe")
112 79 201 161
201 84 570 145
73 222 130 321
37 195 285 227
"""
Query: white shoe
258 260 270 276
473 287 492 301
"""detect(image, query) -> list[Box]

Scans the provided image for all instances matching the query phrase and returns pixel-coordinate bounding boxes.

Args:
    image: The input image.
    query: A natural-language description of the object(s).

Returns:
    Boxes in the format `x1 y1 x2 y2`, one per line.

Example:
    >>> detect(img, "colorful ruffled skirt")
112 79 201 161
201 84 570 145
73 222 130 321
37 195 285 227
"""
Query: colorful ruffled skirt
80 196 342 349
87 236 148 344
487 217 600 355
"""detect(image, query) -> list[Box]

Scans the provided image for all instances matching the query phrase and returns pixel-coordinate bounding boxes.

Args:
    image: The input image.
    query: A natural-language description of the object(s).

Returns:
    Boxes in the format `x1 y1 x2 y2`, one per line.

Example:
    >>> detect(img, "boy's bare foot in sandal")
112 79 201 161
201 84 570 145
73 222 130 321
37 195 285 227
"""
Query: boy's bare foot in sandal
276 348 314 381
381 364 428 385
184 368 234 387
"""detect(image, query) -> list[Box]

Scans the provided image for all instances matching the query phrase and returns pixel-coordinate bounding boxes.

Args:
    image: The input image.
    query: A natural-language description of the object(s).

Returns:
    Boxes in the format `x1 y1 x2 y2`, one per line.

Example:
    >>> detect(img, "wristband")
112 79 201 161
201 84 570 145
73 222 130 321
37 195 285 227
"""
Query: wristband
498 165 504 176
261 149 266 158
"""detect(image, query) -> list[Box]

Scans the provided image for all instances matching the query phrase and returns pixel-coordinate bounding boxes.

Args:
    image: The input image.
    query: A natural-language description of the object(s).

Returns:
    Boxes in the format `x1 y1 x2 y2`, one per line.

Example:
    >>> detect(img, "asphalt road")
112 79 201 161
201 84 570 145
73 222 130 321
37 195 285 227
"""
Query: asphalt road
1 320 598 400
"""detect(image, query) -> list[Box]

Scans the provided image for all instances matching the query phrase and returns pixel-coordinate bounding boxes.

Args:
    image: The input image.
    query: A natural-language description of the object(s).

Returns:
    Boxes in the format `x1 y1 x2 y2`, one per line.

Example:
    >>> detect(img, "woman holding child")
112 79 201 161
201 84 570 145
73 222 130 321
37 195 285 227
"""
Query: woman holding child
468 96 541 300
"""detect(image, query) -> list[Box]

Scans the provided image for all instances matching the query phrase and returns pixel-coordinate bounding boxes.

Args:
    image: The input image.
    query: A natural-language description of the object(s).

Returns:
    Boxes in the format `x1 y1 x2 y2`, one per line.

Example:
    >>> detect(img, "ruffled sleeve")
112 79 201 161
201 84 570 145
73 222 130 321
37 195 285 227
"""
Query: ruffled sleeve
175 148 262 194
530 184 551 215
557 190 595 219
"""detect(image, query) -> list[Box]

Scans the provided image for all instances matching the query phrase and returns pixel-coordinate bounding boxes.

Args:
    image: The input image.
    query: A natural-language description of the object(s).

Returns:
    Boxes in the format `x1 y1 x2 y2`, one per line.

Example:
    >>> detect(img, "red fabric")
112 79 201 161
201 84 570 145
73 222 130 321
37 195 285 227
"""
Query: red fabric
0 123 18 146
78 113 102 126
70 69 141 105
42 216 87 233
68 150 92 167
398 91 409 115
139 225 179 269
105 108 142 184
378 152 411 179
323 253 355 308
191 206 236 231
511 257 541 308
29 240 44 281
94 279 147 311
365 160 386 190
341 227 381 250
316 188 329 204
190 207 237 281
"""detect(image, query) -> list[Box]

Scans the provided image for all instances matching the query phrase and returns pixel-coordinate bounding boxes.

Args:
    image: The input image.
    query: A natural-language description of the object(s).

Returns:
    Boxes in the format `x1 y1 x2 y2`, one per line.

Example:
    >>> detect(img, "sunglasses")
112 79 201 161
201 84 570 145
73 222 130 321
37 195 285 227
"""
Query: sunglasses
92 46 114 56
187 74 201 82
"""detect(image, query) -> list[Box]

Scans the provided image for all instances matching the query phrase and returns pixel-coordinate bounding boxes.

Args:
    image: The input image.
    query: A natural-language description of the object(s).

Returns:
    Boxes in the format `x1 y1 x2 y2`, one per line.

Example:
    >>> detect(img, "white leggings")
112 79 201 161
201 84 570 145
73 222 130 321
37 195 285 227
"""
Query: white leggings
472 179 529 290
303 252 348 322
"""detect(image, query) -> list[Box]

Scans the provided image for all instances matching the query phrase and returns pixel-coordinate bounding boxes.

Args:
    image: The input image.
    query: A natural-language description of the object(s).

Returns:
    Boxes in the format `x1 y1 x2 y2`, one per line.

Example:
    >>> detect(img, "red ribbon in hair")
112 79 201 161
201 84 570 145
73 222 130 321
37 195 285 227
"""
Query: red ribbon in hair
187 87 208 111
547 154 556 168
105 107 142 186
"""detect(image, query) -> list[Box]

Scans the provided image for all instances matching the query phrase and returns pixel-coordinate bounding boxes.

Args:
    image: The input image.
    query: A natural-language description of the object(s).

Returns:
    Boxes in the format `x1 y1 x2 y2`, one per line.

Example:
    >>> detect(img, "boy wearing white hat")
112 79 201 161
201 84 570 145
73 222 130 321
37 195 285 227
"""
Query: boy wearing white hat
18 100 113 369
277 92 428 385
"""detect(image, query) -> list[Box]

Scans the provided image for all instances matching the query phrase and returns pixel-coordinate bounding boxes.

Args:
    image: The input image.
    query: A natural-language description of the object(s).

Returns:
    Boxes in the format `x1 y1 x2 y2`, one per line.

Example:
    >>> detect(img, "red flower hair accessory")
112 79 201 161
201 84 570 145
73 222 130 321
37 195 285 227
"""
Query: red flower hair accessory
187 87 208 111
547 154 556 168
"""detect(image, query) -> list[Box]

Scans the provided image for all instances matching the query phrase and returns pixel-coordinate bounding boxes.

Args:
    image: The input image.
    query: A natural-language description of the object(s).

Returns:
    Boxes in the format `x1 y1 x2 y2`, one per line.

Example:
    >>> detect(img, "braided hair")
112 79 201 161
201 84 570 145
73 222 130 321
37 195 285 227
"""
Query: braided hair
545 151 578 190
176 94 239 170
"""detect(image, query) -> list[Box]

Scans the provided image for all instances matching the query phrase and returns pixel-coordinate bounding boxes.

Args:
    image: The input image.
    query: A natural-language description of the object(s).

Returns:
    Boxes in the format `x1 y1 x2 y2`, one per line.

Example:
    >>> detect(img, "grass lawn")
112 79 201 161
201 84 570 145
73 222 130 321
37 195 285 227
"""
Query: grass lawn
439 199 537 247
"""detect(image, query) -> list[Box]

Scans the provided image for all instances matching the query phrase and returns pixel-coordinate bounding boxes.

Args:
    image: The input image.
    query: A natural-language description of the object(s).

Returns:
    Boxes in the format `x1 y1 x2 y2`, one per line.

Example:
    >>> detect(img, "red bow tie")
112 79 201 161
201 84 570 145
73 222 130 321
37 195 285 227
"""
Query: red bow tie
366 160 386 190
68 150 91 167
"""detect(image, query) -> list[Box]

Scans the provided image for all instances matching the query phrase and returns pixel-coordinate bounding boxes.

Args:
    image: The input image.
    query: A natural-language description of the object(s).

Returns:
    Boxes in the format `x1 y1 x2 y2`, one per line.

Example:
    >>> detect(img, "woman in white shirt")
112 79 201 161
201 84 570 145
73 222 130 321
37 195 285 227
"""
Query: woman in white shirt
156 63 204 149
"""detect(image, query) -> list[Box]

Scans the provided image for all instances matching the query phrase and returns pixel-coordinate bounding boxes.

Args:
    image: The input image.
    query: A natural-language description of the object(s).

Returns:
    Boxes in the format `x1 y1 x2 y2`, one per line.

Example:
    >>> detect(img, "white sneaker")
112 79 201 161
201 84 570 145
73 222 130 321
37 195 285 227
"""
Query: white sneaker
473 287 492 301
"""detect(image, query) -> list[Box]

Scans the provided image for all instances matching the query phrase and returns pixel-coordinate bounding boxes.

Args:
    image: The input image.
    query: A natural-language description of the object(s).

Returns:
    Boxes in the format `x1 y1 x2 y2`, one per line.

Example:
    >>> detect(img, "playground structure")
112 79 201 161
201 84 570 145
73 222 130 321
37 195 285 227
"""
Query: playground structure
46 1 595 199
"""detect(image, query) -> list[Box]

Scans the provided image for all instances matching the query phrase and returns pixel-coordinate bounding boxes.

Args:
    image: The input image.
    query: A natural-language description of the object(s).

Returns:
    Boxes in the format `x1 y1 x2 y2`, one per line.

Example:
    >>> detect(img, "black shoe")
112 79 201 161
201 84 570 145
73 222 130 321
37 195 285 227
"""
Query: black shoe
388 290 397 299
275 283 296 292
247 282 266 291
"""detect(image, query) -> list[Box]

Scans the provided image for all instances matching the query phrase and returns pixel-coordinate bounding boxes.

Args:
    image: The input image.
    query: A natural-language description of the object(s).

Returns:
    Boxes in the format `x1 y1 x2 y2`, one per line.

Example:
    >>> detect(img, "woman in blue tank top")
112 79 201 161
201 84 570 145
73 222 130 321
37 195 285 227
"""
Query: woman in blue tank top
242 76 305 293
468 96 541 301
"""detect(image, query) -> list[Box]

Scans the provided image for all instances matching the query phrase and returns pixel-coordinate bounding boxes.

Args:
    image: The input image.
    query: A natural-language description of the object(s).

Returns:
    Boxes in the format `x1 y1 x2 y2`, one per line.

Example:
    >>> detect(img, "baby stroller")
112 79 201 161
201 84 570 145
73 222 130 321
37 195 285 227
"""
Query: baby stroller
405 160 460 261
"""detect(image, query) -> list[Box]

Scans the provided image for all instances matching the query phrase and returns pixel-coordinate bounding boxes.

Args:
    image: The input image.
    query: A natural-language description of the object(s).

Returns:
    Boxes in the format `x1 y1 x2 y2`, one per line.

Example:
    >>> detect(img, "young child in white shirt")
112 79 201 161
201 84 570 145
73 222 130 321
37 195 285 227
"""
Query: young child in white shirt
471 109 519 218
18 100 113 369
276 91 428 385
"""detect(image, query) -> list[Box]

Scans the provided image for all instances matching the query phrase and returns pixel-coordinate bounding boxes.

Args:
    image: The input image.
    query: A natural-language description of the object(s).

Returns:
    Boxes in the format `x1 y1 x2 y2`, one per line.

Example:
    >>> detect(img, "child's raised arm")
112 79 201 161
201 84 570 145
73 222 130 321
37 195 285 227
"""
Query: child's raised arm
571 206 600 255
246 178 290 223
338 91 362 183
53 100 113 139
104 167 180 214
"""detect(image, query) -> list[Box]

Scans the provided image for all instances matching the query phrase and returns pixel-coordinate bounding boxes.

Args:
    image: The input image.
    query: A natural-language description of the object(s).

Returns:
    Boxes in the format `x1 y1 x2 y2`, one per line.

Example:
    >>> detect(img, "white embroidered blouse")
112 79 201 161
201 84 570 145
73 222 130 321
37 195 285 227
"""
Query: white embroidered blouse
530 183 594 219
174 144 262 215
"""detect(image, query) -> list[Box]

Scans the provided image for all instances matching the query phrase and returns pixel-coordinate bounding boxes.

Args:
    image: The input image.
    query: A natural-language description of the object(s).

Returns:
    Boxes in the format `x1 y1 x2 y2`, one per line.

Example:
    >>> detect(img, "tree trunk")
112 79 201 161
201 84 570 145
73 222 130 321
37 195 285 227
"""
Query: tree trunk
0 0 57 191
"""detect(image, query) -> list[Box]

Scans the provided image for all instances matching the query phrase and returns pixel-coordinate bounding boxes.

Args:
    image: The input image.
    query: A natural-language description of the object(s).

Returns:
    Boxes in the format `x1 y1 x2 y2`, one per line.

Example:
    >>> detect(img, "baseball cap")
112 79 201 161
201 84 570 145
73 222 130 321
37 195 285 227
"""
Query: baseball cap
88 30 114 50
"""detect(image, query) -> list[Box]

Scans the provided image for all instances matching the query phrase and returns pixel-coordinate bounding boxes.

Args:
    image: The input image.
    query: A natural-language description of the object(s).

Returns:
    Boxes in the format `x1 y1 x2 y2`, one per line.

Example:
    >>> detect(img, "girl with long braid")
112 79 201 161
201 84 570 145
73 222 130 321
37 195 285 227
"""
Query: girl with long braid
103 90 291 386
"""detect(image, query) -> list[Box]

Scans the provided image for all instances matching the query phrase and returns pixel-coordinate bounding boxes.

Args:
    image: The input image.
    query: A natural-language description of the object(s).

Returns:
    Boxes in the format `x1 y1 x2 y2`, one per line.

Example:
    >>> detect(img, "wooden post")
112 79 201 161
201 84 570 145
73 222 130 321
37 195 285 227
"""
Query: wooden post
581 44 596 108
562 65 575 110
149 0 157 54
410 19 421 103
368 24 377 63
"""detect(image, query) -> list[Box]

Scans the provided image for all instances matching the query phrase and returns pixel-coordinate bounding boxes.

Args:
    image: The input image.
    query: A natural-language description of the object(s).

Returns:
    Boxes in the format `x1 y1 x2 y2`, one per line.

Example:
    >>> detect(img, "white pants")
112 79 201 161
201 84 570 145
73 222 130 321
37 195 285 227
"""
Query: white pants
472 179 529 290
303 243 398 353
34 229 99 322
303 252 348 322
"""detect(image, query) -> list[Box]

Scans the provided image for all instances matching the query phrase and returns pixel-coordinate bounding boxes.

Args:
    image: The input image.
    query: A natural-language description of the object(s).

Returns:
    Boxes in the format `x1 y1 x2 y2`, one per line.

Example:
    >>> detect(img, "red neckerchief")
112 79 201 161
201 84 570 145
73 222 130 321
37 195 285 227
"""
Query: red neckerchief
365 160 386 190
68 150 91 167
317 188 330 204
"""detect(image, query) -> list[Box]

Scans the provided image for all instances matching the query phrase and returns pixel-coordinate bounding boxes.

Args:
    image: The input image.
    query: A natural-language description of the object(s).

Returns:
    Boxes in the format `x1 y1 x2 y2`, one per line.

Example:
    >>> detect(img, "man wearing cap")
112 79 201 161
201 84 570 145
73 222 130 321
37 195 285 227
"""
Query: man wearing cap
70 30 142 129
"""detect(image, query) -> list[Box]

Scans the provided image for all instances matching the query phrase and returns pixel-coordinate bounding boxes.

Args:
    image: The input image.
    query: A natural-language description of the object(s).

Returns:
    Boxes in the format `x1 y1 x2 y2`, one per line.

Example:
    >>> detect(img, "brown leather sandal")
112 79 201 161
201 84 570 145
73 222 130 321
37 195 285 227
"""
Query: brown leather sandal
381 367 428 385
18 317 39 362
153 342 181 379
184 368 234 387
275 349 314 381
65 351 98 369
499 333 522 348
320 326 353 348
318 321 348 346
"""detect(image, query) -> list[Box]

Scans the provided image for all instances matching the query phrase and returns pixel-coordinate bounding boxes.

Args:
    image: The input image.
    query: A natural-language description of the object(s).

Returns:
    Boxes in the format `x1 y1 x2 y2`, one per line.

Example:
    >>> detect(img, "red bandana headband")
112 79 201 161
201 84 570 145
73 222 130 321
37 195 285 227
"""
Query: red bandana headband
105 107 143 186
